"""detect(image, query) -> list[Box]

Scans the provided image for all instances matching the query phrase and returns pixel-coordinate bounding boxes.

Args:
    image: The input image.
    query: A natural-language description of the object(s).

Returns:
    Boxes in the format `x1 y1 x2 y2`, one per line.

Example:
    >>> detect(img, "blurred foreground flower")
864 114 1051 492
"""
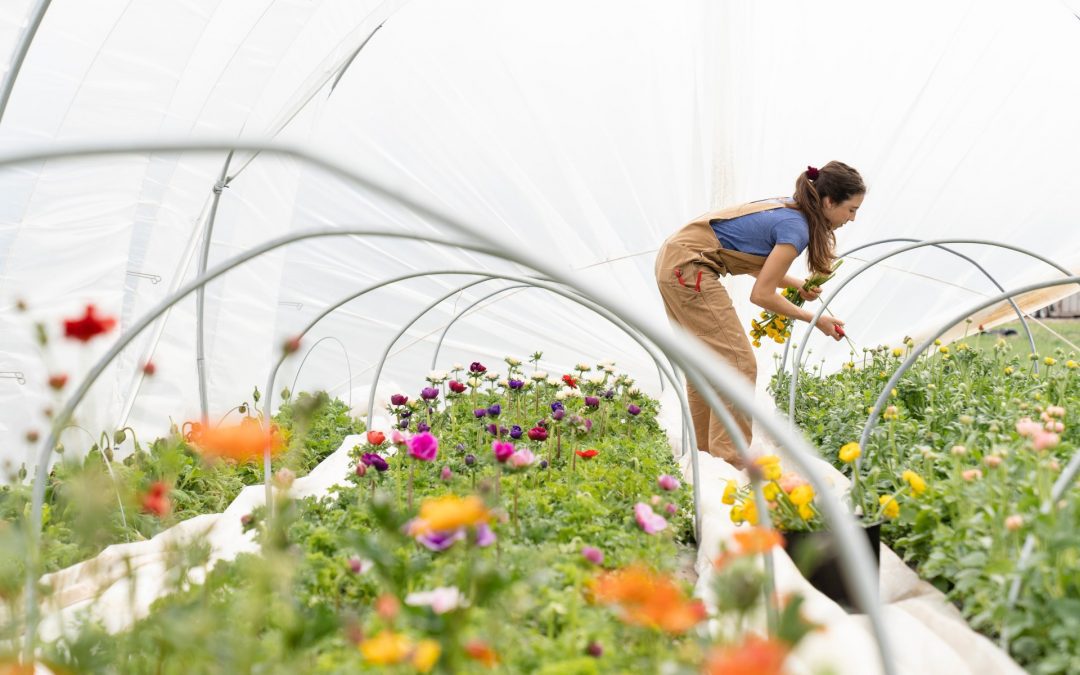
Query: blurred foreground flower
408 494 491 535
63 304 117 342
702 635 789 675
186 418 285 463
591 564 706 634
141 481 171 518
634 502 668 534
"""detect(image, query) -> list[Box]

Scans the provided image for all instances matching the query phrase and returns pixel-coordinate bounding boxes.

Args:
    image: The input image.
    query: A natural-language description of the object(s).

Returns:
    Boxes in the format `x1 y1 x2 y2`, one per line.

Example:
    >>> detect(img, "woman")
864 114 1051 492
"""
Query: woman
655 161 865 468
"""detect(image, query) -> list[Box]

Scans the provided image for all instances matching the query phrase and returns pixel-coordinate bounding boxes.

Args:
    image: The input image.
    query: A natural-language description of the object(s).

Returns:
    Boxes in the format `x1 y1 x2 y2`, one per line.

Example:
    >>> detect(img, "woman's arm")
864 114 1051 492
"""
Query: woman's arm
749 244 844 339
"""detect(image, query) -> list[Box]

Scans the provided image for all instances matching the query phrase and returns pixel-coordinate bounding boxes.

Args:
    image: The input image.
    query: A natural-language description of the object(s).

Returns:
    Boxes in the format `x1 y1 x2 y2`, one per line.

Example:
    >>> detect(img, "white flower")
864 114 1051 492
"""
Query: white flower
555 390 568 401
560 386 581 399
484 372 499 381
452 363 464 371
531 371 548 381
427 370 448 382
628 386 640 396
598 359 615 368
575 362 592 372
504 356 521 366
546 377 561 387
603 364 616 373
586 373 606 385
467 377 483 388
498 378 509 388
405 586 468 614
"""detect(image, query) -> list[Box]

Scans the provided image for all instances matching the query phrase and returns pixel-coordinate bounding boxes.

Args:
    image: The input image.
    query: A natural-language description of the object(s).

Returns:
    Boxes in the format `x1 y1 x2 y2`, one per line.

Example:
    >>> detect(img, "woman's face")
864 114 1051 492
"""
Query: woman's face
823 193 864 229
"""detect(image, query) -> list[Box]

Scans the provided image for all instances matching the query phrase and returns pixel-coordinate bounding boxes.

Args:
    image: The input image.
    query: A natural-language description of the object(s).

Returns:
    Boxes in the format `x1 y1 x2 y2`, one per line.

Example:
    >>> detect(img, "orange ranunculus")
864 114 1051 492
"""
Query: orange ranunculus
187 417 286 463
591 564 707 634
407 495 491 536
367 430 386 446
702 635 789 675
714 526 784 569
464 640 499 667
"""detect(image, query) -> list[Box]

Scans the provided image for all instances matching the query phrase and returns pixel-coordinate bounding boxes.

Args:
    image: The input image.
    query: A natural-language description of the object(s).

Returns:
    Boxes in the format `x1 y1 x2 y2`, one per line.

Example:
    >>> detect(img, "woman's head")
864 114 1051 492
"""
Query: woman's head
791 161 866 274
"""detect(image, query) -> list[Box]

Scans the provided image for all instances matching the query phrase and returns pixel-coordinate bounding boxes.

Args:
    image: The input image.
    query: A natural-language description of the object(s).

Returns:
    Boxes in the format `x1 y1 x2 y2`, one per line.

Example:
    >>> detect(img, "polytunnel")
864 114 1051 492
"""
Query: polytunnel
2 1 1080 673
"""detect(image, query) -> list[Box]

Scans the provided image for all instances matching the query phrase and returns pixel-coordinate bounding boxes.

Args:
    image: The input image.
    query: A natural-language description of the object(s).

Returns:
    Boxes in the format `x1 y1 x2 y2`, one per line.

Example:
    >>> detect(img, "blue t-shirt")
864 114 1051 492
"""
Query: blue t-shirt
710 202 810 256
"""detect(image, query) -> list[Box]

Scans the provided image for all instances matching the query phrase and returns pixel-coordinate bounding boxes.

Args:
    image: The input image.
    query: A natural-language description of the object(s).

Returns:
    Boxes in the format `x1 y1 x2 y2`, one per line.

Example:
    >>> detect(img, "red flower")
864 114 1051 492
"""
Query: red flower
575 449 599 460
63 304 117 342
448 380 466 394
562 374 577 388
141 481 171 518
48 373 68 390
142 361 156 376
527 426 548 442
367 430 386 446
806 165 820 181
464 640 499 667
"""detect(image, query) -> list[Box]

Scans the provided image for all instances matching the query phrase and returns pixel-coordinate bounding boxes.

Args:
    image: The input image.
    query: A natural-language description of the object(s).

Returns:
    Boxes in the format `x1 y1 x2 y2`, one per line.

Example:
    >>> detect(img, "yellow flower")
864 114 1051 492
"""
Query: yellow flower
883 405 899 421
360 631 412 665
901 469 927 496
411 639 441 673
730 504 745 524
1004 366 1014 375
938 345 950 355
408 495 490 535
1044 356 1056 366
742 499 759 525
797 503 814 520
789 484 814 506
957 343 969 352
838 442 861 463
1067 360 1078 370
934 339 942 346
721 480 738 505
763 482 780 501
879 494 899 520
891 347 903 357
890 388 898 398
842 362 854 371
752 340 761 348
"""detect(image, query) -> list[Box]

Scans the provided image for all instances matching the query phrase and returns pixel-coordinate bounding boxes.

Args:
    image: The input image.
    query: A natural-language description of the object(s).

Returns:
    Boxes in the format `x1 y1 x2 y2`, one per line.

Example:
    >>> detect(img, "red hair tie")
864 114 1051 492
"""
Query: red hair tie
806 165 820 180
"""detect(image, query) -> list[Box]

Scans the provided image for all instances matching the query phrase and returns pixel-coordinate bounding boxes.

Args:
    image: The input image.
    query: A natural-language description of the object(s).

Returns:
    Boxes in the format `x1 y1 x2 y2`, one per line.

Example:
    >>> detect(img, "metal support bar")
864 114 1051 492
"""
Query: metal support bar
196 152 234 424
289 335 353 411
0 0 54 126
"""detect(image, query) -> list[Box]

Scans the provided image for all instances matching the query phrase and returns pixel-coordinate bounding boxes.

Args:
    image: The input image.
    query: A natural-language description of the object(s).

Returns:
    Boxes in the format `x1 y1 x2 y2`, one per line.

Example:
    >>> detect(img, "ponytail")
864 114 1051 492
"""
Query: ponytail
789 161 865 275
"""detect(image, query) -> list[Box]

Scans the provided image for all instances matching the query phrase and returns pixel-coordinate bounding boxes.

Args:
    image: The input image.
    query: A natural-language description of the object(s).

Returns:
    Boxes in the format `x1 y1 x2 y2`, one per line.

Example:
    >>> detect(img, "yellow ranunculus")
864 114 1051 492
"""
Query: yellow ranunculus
722 480 738 505
411 639 442 673
1067 360 1078 370
788 484 814 507
938 345 949 355
730 504 745 524
1044 356 1056 366
891 347 903 357
797 503 814 520
879 494 899 520
763 482 780 501
742 499 759 525
360 631 412 665
409 495 490 535
901 470 927 496
838 442 861 463
754 455 782 481
1004 366 1014 375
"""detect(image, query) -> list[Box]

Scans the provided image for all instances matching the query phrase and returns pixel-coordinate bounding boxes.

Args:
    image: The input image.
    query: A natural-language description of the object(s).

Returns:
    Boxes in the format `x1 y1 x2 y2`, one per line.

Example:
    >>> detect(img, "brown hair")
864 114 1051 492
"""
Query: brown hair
789 161 866 275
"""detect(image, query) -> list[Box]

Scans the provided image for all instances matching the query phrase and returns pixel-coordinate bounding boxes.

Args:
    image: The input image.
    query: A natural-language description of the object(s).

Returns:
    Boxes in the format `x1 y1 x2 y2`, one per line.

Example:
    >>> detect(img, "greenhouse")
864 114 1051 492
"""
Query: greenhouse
2 1 1080 673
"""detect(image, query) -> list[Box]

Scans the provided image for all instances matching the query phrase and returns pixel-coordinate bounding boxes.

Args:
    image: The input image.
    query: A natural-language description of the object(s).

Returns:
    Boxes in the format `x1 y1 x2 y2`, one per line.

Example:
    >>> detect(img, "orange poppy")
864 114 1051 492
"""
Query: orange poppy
591 565 707 634
715 526 784 569
702 635 789 675
186 417 286 463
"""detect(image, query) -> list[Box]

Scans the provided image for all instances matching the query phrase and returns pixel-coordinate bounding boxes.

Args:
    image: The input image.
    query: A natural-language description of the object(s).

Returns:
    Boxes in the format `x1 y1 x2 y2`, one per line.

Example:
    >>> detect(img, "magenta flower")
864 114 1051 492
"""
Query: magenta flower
440 466 453 482
657 474 680 491
361 453 389 472
421 387 440 401
665 503 677 515
408 432 439 462
448 380 466 393
627 404 641 416
416 528 466 552
527 426 548 442
475 522 496 547
390 394 409 406
584 396 600 408
581 546 604 565
508 448 536 469
492 439 515 463
634 502 668 534
469 361 487 374
348 556 367 574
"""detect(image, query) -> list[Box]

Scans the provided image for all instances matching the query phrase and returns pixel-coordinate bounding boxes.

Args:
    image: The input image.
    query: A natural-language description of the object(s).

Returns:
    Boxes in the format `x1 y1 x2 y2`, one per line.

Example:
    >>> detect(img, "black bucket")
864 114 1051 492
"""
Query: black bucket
782 521 881 612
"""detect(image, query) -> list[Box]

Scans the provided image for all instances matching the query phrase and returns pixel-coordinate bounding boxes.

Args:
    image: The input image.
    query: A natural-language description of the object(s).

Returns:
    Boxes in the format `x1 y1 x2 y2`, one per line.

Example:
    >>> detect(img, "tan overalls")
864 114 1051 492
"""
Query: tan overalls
654 200 790 468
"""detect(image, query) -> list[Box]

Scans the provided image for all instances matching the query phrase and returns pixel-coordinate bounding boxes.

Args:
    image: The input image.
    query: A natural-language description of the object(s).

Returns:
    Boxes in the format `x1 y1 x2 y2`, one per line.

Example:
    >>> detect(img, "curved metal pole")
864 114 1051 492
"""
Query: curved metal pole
858 275 1080 458
790 239 1076 422
8 141 895 672
428 284 668 395
196 152 235 422
289 335 353 410
779 237 1044 376
0 0 54 125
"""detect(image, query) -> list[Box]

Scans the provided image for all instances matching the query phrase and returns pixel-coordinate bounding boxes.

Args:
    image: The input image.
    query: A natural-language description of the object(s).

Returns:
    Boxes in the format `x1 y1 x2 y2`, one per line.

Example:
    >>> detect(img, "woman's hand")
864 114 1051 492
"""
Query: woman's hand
798 284 822 302
815 315 845 341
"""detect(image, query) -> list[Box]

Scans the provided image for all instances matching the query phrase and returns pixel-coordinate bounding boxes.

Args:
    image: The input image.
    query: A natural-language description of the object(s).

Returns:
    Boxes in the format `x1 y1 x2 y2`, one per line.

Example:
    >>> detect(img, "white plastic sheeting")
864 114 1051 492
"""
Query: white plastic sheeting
2 0 1079 475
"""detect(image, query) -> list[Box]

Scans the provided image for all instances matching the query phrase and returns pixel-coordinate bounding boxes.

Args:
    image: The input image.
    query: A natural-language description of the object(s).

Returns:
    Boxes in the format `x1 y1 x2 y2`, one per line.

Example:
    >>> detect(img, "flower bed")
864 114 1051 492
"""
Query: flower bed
774 338 1080 674
0 391 363 573
27 358 814 673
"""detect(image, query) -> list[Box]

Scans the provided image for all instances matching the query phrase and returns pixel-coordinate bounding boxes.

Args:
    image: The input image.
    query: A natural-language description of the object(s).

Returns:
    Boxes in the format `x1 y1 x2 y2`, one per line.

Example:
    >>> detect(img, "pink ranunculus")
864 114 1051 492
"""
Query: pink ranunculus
391 429 409 446
634 502 668 535
1047 405 1066 418
1005 514 1024 532
581 546 604 565
961 469 983 482
1033 430 1060 451
657 474 680 491
408 431 439 461
983 455 1003 468
665 503 678 515
1045 420 1065 433
1016 417 1042 437
492 439 515 463
778 472 809 494
508 448 536 469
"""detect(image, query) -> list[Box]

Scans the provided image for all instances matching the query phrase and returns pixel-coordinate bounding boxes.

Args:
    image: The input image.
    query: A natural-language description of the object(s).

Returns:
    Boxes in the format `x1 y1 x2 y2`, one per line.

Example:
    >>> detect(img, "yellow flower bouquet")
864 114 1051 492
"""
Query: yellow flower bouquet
749 259 844 348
